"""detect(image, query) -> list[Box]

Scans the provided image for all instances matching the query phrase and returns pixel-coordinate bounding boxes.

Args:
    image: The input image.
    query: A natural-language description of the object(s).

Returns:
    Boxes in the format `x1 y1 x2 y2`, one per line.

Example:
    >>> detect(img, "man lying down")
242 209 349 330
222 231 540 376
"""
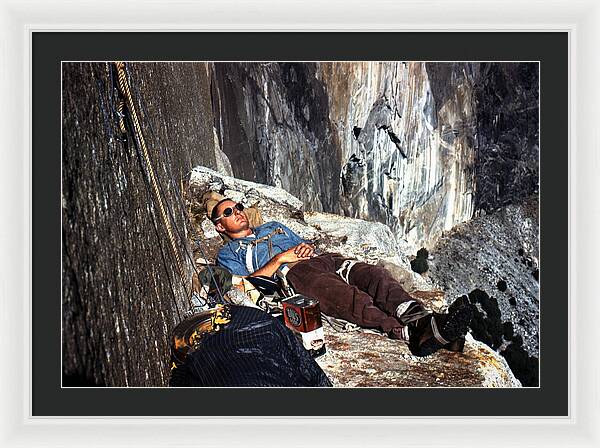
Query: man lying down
170 196 474 388
211 198 473 358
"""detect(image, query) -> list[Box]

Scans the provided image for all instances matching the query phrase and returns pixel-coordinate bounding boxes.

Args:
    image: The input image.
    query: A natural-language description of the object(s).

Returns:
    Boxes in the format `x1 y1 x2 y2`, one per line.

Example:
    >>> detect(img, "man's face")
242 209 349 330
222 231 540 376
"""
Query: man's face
214 200 250 235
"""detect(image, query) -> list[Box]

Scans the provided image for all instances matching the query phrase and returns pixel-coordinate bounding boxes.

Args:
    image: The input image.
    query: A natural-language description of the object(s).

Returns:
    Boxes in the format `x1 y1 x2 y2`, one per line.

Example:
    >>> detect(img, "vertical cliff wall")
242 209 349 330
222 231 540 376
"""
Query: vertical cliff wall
210 63 341 212
211 62 538 251
318 62 478 250
469 63 539 213
62 62 223 386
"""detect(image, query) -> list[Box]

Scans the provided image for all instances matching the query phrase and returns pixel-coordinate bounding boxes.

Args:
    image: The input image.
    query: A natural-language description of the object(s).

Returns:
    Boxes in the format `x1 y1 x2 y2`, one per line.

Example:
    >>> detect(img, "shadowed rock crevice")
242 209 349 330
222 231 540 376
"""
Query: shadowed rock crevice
211 62 342 213
425 62 539 216
472 63 539 213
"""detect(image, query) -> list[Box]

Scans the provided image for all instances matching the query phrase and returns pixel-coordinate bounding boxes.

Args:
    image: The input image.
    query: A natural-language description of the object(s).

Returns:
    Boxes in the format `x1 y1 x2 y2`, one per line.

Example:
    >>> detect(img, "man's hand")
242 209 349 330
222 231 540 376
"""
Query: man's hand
293 242 315 259
250 243 315 278
276 243 315 263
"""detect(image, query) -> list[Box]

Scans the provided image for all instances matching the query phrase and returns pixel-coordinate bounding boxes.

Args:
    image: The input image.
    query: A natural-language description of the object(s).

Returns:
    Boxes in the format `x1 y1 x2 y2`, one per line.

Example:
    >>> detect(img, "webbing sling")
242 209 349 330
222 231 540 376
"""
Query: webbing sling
245 245 254 275
240 227 286 274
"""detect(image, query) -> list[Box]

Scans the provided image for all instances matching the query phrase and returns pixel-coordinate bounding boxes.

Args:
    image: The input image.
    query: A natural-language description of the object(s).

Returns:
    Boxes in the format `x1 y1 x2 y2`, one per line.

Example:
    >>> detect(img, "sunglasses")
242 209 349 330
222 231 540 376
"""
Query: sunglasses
214 203 245 222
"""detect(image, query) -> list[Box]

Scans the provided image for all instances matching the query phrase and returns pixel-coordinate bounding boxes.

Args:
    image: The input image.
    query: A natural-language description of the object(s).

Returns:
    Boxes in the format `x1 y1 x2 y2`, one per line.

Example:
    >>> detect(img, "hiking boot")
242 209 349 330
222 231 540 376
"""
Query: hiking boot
407 302 473 357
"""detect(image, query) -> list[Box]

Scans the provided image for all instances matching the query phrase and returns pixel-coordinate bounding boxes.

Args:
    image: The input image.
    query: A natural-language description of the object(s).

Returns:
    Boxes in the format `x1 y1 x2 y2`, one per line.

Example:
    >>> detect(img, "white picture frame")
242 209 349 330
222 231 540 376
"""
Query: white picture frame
1 0 597 446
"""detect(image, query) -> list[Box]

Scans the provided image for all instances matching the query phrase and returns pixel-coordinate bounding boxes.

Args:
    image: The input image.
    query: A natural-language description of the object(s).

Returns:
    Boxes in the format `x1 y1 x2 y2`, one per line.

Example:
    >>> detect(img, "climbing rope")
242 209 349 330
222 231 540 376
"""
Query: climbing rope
113 61 226 309
115 61 187 298
122 66 226 306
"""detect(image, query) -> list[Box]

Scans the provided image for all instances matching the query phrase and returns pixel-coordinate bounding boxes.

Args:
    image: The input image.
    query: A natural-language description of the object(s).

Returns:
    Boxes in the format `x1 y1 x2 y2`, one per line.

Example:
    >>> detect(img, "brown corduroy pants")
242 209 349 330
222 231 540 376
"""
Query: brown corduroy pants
286 253 419 334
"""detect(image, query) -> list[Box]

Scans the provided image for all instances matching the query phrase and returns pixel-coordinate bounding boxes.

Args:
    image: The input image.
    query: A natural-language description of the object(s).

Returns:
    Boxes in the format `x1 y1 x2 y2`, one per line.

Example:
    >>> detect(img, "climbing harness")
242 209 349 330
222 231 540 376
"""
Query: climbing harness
239 227 287 274
240 226 298 297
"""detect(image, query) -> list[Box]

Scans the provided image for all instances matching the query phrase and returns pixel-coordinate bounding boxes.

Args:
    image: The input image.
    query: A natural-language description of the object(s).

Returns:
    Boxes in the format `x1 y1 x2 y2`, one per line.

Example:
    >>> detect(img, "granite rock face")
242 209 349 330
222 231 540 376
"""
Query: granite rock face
319 62 476 252
317 331 519 388
188 166 521 387
210 62 538 253
469 64 539 213
210 63 340 213
62 62 220 387
427 196 539 386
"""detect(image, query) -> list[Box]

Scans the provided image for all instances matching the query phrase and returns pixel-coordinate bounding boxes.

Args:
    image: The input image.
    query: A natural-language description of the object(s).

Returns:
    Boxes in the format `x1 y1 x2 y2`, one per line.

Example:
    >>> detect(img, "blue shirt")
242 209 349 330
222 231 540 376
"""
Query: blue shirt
216 221 308 276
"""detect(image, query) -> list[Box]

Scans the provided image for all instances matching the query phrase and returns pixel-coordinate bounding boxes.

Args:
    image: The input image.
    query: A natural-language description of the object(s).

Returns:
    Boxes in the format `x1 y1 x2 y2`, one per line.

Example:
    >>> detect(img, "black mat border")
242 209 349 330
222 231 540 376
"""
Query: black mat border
34 32 568 416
